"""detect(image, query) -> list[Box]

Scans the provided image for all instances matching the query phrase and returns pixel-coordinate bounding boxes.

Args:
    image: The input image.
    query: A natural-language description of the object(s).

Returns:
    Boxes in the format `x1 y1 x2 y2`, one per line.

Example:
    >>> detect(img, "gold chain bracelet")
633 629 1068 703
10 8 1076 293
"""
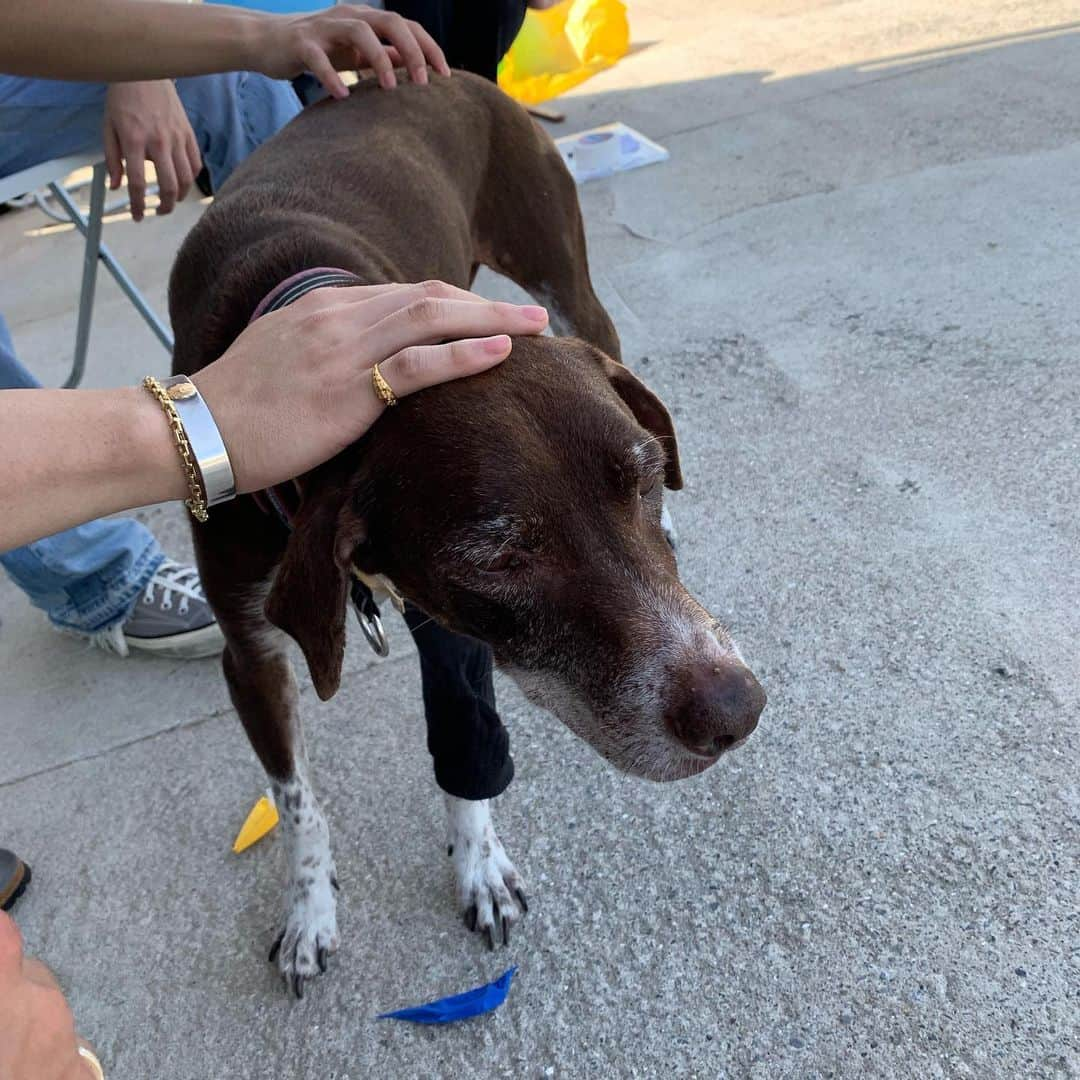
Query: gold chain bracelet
142 375 209 522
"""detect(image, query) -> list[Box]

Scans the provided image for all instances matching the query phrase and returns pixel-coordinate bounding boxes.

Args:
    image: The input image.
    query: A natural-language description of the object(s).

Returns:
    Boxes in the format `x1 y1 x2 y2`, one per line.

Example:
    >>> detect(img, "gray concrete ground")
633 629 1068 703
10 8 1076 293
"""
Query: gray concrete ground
1 2 1078 1077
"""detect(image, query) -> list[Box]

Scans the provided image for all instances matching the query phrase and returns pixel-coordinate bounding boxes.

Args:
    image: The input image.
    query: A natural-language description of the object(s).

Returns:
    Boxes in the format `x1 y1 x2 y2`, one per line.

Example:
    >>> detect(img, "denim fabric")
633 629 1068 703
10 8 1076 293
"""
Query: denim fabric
0 70 300 191
0 314 163 632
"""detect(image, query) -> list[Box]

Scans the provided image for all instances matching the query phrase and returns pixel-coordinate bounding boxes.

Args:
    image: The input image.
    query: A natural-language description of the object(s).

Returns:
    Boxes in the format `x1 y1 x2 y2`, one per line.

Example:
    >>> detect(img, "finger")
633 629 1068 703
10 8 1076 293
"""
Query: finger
104 125 123 191
173 144 194 207
327 280 506 323
0 910 23 974
369 296 548 358
124 147 146 222
374 12 427 84
352 21 396 89
185 129 203 194
376 336 513 402
302 42 349 100
152 148 178 216
405 18 450 77
22 956 61 991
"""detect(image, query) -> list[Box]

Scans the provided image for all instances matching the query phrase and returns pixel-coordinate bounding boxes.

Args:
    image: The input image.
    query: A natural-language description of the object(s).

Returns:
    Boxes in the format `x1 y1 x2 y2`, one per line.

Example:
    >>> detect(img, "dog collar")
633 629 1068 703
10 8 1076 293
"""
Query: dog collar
248 266 404 658
250 266 361 321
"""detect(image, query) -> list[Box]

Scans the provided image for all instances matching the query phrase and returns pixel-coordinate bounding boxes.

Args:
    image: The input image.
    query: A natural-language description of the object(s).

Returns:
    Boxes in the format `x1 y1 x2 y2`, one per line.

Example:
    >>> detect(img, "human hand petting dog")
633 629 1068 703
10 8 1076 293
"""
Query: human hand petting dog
258 6 451 96
190 281 548 494
103 81 201 221
0 913 99 1080
0 282 546 552
0 3 447 93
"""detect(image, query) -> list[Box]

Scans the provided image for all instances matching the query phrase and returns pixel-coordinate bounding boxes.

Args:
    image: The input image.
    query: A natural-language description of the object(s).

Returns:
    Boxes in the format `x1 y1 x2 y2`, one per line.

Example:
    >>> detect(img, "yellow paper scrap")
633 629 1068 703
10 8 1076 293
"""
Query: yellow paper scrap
232 794 279 853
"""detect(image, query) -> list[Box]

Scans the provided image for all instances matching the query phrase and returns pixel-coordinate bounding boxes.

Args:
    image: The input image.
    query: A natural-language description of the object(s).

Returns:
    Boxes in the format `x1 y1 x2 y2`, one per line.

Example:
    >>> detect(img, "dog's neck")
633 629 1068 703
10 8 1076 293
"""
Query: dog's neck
247 266 407 654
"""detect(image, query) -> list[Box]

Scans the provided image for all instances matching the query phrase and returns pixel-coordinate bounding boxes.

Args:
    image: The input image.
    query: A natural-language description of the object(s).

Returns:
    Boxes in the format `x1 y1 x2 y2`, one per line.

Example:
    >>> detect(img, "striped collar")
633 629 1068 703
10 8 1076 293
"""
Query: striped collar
250 267 360 323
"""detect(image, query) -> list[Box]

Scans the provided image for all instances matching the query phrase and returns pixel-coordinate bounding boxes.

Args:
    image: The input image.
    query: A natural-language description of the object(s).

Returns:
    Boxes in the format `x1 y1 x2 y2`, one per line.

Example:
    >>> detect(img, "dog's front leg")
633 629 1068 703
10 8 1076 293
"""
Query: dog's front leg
268 767 339 998
445 796 528 949
222 631 339 998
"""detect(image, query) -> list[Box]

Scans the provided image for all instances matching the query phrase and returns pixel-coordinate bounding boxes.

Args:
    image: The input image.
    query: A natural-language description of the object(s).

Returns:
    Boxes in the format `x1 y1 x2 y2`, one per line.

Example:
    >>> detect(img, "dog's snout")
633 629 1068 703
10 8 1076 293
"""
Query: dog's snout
664 660 766 758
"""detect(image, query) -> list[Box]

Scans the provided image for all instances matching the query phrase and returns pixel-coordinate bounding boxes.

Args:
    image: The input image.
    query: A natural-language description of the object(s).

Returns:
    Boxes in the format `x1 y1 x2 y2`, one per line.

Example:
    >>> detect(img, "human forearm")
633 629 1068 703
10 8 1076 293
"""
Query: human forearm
0 386 186 552
0 2 448 95
1 283 547 553
0 0 265 82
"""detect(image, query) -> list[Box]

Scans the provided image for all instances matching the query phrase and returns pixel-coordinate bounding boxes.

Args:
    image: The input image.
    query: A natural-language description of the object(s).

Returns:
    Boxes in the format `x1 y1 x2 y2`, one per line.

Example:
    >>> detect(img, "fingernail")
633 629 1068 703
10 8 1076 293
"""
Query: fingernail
522 305 548 323
484 335 511 355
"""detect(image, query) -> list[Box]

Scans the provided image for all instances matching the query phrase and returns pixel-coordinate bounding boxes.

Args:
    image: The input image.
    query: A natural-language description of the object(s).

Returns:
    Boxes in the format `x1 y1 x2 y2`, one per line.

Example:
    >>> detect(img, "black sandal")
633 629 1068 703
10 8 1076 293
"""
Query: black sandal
0 849 31 912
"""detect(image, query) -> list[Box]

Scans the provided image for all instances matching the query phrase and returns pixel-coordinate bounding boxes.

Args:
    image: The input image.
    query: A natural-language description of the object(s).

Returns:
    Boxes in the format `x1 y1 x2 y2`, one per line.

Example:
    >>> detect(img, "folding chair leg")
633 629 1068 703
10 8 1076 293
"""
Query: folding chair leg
60 163 105 387
48 163 174 388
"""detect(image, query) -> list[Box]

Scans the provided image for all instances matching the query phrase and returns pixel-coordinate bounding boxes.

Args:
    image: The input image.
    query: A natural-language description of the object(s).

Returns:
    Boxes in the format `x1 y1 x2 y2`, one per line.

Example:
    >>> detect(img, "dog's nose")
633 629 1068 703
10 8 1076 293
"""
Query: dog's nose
664 659 766 758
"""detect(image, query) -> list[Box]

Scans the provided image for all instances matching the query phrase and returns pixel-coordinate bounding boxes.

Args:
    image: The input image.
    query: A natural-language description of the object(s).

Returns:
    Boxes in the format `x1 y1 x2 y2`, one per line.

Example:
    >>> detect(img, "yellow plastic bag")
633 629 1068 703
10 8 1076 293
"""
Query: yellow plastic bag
498 0 630 106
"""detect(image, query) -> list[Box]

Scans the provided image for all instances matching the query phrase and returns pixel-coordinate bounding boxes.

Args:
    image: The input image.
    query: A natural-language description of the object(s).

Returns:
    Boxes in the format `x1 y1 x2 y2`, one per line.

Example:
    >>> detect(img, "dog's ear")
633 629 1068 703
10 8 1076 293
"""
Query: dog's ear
265 492 367 701
599 356 684 491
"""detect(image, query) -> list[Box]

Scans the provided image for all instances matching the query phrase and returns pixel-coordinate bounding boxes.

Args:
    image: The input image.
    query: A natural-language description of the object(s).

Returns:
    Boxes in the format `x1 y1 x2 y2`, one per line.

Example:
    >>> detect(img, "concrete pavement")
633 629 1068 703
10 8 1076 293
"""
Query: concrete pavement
1 2 1077 1076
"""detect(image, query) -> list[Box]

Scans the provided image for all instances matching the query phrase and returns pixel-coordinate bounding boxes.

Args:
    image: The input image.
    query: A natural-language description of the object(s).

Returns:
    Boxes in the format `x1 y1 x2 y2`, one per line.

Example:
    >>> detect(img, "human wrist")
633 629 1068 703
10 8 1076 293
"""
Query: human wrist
124 385 192 504
237 10 284 76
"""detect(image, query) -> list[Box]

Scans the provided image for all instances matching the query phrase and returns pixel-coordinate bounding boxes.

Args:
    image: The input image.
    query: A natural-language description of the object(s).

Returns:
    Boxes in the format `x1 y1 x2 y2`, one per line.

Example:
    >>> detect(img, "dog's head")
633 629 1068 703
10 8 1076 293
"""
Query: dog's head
267 336 765 781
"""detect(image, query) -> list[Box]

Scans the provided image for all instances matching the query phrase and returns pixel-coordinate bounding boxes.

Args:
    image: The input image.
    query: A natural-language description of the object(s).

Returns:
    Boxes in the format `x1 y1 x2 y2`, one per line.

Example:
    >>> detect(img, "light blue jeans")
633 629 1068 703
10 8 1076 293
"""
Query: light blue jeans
0 72 301 633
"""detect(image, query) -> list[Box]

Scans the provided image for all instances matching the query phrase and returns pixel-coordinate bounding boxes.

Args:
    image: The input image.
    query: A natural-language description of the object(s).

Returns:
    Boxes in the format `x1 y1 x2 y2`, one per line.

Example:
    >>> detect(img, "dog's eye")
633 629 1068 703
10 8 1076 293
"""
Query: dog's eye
483 550 523 573
639 475 661 499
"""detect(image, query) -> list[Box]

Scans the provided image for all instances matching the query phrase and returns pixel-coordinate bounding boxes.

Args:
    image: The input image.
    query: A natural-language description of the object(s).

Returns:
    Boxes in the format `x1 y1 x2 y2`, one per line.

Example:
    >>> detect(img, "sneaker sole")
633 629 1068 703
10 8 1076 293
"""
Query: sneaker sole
1 860 31 912
124 621 225 660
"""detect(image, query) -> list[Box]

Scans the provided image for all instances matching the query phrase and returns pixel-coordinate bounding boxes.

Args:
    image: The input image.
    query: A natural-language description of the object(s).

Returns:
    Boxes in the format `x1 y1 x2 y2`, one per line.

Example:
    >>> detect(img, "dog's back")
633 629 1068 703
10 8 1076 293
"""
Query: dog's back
169 71 569 374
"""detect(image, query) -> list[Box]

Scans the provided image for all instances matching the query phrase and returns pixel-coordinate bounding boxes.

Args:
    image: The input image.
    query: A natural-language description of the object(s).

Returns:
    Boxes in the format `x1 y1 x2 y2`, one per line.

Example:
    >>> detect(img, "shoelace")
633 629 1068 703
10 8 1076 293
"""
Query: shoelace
142 559 205 616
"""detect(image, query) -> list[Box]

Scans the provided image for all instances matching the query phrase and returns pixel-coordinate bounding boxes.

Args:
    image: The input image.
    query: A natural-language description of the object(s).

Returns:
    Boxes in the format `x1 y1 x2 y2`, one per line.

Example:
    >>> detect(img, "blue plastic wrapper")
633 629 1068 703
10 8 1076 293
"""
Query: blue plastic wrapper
378 967 517 1024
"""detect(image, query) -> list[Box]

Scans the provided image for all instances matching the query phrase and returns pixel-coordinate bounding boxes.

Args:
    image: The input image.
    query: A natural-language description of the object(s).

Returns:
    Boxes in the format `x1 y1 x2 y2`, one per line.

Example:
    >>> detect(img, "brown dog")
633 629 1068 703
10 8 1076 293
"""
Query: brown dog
169 71 765 996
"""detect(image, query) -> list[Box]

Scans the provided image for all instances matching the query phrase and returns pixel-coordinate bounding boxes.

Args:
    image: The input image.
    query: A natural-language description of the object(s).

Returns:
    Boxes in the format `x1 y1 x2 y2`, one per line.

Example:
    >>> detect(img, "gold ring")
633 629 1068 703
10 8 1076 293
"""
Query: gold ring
78 1044 105 1080
371 362 397 407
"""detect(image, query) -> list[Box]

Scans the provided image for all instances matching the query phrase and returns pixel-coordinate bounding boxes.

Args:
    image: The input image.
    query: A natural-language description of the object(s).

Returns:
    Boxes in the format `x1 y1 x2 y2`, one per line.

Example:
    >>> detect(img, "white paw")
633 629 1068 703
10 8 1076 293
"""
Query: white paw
269 872 339 999
446 796 527 949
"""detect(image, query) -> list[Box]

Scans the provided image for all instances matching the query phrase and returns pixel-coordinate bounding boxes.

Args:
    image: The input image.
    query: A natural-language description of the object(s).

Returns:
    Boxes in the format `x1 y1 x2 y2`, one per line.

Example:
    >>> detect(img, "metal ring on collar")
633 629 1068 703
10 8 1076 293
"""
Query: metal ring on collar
357 606 389 657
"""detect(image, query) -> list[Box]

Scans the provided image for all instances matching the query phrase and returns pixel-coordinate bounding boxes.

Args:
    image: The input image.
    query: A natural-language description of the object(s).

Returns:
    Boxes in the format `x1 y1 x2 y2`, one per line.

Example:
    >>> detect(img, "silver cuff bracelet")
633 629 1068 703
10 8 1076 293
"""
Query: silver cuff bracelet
159 374 236 508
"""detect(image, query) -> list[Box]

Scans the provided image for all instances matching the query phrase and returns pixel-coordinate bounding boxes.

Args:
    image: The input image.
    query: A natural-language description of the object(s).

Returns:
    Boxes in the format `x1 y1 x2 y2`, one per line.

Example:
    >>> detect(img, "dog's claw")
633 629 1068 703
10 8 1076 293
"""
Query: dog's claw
484 925 495 951
447 844 454 857
317 946 328 974
515 888 529 914
330 874 340 892
268 931 284 964
293 973 304 1000
464 904 478 933
502 915 510 946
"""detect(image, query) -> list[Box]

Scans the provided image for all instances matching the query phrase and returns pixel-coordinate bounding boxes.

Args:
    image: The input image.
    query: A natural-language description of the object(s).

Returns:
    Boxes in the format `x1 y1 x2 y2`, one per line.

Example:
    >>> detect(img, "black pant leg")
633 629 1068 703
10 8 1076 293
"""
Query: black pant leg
387 0 528 80
403 603 514 801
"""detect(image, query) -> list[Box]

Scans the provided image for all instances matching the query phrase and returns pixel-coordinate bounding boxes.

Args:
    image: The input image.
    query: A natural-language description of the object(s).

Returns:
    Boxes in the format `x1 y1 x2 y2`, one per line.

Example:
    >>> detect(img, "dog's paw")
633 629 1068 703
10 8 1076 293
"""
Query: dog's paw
268 873 339 999
446 797 527 950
